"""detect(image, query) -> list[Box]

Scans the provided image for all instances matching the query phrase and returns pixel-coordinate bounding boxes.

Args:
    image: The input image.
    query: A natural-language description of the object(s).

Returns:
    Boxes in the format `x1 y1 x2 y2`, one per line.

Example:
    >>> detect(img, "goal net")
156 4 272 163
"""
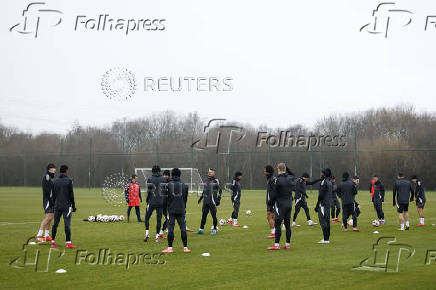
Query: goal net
134 168 203 193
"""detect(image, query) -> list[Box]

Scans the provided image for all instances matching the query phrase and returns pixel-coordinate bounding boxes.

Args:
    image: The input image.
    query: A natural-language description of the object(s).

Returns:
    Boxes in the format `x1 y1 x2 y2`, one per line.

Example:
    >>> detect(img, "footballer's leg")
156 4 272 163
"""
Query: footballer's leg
232 201 240 226
51 209 62 247
64 207 76 248
404 207 410 230
417 207 425 226
44 212 54 241
268 208 282 250
292 201 301 226
163 214 176 253
135 206 142 222
417 200 425 226
342 205 349 231
155 207 163 241
267 208 275 238
161 207 168 235
302 201 313 225
335 200 341 220
398 205 405 230
177 215 190 252
197 204 209 234
284 207 292 249
127 206 132 223
210 206 218 235
317 206 330 243
144 205 154 240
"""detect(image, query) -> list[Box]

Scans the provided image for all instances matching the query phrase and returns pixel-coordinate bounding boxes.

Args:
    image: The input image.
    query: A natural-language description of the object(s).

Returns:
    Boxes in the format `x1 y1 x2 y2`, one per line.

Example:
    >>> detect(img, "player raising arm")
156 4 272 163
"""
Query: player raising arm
293 172 320 226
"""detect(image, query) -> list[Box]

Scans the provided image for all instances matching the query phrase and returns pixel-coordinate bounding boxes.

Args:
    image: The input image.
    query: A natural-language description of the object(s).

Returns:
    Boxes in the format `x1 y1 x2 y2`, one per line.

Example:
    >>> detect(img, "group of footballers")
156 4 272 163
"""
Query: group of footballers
122 166 242 253
263 163 427 249
35 161 427 252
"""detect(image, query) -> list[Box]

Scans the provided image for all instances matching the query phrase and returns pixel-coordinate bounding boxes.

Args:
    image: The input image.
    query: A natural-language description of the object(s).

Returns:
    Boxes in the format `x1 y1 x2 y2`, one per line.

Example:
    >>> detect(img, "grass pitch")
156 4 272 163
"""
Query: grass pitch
0 187 435 289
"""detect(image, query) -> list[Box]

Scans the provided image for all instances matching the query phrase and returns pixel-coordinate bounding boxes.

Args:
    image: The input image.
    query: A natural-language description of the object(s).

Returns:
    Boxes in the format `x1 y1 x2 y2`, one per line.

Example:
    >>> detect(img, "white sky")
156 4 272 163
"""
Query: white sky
1 0 436 134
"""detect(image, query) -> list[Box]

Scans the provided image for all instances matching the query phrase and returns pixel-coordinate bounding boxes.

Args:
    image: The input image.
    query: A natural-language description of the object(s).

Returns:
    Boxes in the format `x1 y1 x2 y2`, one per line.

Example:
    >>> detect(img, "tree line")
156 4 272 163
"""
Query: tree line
0 105 435 190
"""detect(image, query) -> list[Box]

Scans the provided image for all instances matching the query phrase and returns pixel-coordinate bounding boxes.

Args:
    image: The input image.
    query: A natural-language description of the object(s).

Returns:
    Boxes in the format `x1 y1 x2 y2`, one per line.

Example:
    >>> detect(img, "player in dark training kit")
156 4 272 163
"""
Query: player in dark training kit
292 172 320 226
264 165 277 239
267 163 294 250
230 171 243 227
330 176 341 223
197 168 222 235
315 168 333 244
337 172 359 232
36 163 56 243
161 168 191 253
144 165 166 242
393 172 414 231
160 170 171 236
370 175 385 224
51 165 77 249
411 175 426 226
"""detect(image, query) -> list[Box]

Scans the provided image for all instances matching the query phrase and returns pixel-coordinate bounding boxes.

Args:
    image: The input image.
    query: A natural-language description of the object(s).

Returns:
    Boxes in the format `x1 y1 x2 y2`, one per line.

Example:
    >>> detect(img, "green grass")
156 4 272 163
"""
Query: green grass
0 187 435 289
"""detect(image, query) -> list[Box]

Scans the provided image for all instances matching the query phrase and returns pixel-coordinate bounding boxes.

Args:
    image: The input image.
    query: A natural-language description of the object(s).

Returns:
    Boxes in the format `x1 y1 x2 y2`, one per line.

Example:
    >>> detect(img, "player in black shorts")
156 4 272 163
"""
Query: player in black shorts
411 175 426 226
393 173 413 231
36 163 56 243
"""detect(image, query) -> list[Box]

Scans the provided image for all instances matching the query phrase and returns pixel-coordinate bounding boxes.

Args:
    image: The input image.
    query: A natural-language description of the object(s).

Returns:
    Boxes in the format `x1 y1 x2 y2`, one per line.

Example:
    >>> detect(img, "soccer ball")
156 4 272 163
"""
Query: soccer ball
347 219 353 226
219 219 226 226
119 215 124 221
246 210 252 216
372 220 380 227
88 216 95 222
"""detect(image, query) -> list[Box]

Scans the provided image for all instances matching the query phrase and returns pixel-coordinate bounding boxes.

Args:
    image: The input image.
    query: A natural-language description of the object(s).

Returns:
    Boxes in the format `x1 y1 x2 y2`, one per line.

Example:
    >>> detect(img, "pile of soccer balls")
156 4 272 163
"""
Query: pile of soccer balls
87 214 125 223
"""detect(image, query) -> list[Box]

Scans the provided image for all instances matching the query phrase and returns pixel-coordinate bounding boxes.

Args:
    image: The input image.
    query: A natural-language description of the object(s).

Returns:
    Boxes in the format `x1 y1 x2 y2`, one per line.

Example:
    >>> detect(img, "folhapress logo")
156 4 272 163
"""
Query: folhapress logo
9 2 63 38
10 1 167 38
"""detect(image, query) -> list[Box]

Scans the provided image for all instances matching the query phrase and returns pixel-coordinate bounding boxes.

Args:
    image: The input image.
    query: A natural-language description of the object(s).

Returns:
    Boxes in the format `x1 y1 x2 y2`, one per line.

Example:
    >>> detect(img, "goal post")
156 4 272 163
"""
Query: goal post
134 168 203 193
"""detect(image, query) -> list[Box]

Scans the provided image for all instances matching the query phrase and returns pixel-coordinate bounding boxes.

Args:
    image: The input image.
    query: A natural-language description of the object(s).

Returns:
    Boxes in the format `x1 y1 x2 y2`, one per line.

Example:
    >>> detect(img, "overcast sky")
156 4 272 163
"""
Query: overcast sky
1 0 436 134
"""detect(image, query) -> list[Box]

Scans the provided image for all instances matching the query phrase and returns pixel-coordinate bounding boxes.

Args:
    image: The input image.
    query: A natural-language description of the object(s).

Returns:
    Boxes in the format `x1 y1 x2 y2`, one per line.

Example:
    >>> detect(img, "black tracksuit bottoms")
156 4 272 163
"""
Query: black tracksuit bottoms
318 206 330 241
167 214 187 247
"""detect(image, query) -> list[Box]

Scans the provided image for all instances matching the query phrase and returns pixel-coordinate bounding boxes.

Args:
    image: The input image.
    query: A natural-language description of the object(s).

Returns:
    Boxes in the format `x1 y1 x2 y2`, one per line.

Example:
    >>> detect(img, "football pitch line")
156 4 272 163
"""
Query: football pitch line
0 221 40 226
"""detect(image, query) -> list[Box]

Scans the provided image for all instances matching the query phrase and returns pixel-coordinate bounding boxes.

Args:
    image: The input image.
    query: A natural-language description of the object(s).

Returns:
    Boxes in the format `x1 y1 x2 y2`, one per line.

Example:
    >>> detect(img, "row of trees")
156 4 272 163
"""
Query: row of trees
0 105 435 189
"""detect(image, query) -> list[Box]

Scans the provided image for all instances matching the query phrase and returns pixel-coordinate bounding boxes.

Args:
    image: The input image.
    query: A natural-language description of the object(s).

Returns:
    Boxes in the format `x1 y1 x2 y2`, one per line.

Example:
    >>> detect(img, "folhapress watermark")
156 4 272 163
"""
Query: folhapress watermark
190 119 347 152
353 236 436 272
10 237 166 272
75 248 166 269
10 2 166 38
256 132 347 150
